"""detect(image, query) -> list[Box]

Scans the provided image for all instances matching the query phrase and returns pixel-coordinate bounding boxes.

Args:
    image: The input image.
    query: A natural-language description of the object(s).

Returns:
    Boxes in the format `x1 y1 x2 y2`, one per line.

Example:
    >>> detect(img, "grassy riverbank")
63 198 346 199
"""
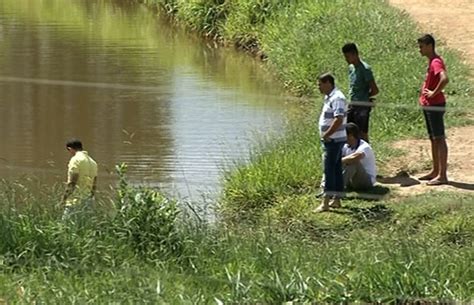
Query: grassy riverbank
0 178 472 303
148 0 472 212
133 0 474 302
0 0 473 302
136 0 473 214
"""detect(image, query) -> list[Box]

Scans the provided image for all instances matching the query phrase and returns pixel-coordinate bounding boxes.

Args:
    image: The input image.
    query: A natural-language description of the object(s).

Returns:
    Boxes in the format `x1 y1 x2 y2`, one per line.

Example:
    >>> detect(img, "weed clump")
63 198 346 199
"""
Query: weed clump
113 163 182 259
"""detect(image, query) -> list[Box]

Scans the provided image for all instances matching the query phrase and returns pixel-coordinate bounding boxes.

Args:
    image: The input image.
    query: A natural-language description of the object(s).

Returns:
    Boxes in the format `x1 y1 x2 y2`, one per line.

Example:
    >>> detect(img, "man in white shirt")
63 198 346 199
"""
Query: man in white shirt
315 73 347 212
342 123 377 190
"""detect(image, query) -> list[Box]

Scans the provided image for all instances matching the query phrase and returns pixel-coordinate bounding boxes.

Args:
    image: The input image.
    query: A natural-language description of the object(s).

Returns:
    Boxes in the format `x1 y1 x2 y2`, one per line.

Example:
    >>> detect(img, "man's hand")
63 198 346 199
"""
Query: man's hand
322 115 343 142
321 133 331 142
61 188 72 207
423 88 435 98
62 174 78 208
423 71 448 99
342 151 365 165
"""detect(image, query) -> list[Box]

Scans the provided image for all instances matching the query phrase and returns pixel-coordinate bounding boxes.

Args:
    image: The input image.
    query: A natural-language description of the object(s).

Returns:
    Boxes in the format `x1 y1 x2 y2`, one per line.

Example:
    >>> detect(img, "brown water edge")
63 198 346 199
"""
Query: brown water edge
0 0 298 204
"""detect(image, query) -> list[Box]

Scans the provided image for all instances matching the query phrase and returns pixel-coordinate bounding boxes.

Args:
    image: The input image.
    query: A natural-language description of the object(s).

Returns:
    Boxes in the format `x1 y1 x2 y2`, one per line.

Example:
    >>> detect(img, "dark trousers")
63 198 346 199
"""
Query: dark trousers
322 140 345 198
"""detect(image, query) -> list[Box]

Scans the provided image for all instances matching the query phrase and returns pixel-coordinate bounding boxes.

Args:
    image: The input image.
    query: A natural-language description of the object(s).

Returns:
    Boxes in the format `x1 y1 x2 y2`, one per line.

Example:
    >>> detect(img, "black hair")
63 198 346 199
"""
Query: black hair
318 72 335 87
342 43 358 55
66 139 83 151
346 122 360 139
417 34 436 49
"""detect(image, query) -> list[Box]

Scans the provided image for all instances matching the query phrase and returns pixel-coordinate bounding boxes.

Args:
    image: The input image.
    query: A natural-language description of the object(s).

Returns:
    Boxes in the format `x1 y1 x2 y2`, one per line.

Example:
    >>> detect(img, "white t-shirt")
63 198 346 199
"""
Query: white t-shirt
342 139 376 185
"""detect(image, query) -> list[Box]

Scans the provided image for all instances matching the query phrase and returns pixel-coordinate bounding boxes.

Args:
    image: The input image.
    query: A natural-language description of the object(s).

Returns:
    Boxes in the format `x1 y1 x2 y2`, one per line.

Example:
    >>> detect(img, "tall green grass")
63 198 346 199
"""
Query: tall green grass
0 178 472 302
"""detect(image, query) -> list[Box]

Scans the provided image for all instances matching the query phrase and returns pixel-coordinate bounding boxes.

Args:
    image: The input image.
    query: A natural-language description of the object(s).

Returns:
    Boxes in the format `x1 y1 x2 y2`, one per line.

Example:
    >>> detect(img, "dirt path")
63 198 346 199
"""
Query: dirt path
379 0 474 197
389 0 474 71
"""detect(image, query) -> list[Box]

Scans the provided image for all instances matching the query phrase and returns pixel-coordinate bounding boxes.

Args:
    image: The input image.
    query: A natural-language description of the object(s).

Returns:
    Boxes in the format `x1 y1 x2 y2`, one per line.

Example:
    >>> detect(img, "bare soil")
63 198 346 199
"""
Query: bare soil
378 126 474 197
379 0 474 197
389 0 474 71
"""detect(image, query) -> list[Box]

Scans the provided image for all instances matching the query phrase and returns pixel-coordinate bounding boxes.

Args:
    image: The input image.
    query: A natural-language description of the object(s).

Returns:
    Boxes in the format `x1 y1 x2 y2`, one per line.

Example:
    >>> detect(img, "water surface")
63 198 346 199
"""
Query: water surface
0 0 295 203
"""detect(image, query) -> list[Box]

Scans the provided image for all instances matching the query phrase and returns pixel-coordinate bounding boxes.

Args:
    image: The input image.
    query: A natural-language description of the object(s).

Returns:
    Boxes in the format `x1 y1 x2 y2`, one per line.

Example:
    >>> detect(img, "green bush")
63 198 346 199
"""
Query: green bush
113 163 182 258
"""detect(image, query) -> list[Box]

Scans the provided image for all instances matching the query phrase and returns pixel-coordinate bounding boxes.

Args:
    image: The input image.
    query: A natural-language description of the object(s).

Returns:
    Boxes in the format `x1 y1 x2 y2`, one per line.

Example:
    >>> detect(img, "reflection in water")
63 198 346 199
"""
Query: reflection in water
0 0 295 203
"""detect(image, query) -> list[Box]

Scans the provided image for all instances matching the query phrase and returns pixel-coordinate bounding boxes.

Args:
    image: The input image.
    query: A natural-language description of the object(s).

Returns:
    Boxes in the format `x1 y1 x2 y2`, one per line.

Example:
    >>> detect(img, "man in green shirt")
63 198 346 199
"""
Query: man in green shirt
342 43 379 142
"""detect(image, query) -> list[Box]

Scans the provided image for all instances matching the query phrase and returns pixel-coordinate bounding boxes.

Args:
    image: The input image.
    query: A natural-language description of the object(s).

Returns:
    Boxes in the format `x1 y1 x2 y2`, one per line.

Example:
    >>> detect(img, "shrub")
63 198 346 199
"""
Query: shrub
113 163 181 258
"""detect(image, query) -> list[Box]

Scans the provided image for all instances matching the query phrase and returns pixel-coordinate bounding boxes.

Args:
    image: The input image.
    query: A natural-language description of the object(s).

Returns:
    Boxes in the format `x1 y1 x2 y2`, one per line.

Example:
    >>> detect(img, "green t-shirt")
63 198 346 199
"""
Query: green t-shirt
348 60 374 102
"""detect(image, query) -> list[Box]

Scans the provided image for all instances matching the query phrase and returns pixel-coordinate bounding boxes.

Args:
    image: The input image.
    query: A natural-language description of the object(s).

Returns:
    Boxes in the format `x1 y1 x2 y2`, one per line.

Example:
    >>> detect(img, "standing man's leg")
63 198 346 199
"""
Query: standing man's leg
347 106 370 143
422 107 448 184
359 107 371 143
315 141 343 212
317 142 334 211
347 105 356 126
420 110 439 179
329 142 345 208
430 107 448 184
434 137 448 182
429 137 440 178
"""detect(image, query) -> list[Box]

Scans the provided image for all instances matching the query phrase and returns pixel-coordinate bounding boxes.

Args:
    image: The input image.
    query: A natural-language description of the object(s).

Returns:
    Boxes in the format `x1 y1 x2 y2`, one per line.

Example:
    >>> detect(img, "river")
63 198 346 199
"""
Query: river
0 0 296 205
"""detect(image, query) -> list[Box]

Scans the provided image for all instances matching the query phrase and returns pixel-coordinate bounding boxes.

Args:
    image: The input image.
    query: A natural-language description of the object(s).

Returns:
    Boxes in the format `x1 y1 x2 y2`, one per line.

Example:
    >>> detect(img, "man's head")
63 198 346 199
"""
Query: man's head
318 72 335 95
417 34 436 57
346 122 360 146
342 43 360 65
66 139 83 156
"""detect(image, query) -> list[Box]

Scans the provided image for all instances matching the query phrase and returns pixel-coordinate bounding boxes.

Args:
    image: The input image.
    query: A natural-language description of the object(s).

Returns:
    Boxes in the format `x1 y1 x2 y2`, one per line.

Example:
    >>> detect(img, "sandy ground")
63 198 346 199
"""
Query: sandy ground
389 0 474 71
377 0 474 197
378 126 474 197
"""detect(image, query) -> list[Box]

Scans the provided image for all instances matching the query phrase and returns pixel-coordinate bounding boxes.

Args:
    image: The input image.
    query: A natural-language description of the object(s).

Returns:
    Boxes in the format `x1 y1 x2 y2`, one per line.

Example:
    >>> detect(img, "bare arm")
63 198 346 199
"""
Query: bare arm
424 71 449 98
342 151 365 165
369 79 379 97
322 116 343 141
91 177 97 197
62 173 78 205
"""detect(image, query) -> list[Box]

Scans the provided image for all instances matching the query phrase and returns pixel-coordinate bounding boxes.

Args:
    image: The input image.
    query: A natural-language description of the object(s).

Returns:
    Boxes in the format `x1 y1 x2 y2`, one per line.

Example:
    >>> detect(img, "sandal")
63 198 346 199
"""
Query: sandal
426 179 448 186
329 200 342 209
314 204 330 213
418 174 436 181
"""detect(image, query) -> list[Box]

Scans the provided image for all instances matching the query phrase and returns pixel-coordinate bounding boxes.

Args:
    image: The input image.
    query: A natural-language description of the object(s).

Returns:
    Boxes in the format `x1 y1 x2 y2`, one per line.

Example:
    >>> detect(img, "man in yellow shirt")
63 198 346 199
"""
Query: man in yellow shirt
62 139 98 219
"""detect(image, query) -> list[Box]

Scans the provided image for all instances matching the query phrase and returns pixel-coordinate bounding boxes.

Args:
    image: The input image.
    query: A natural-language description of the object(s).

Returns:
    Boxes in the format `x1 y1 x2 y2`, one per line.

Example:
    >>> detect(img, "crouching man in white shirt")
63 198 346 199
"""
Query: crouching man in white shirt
342 123 377 190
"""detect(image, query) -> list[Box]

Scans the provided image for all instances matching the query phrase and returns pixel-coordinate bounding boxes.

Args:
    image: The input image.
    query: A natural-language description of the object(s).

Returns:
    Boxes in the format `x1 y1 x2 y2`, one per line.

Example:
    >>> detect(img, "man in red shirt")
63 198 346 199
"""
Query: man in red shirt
417 34 449 185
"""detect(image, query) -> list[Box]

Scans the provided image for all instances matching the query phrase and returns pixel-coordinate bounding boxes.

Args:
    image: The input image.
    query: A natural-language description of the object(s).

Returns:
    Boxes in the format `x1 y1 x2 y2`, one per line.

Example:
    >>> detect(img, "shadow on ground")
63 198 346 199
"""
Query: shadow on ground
332 204 393 223
377 170 420 187
345 185 391 201
377 171 474 191
448 181 474 191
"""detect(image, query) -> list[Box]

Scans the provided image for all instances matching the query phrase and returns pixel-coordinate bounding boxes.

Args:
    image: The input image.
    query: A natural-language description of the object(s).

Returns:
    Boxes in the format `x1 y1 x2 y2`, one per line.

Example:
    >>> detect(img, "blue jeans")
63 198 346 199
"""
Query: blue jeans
322 140 345 198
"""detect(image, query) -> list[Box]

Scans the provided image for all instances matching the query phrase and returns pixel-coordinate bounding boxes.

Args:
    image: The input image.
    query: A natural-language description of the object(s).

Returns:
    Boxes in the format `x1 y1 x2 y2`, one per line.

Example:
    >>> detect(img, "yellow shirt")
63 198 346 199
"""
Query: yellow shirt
66 151 98 206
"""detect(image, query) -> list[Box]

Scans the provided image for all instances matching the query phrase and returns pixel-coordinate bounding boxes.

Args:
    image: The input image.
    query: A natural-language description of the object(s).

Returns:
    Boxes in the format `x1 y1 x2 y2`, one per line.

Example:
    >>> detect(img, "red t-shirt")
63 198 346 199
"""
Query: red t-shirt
419 56 446 106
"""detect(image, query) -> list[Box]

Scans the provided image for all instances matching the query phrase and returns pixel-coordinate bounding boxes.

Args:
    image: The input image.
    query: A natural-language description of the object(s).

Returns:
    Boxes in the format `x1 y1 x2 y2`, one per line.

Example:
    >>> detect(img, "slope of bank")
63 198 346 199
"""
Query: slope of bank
137 0 473 213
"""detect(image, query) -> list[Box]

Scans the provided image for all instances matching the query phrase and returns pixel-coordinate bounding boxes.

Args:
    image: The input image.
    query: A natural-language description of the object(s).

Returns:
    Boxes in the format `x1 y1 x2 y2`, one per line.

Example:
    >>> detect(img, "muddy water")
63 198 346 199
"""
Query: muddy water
0 0 295 202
